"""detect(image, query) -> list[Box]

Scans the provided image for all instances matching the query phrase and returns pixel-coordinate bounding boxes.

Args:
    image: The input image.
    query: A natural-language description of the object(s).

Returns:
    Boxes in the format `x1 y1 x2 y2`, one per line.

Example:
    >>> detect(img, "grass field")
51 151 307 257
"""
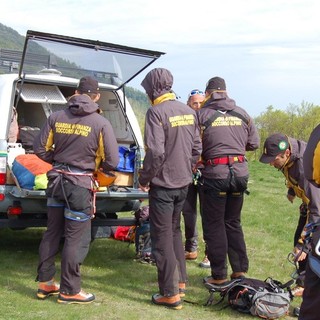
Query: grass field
0 161 303 320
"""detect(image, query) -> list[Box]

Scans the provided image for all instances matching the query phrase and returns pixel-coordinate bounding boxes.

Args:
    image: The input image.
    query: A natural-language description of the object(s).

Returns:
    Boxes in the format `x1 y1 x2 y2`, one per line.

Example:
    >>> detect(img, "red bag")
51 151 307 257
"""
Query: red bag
113 226 136 242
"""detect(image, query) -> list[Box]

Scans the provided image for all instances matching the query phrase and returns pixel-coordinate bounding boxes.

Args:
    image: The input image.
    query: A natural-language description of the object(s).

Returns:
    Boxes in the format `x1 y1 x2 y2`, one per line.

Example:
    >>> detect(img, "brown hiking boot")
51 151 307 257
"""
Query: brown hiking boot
179 282 186 298
152 293 182 309
185 251 198 260
230 272 246 280
37 279 60 299
204 276 229 285
57 290 95 304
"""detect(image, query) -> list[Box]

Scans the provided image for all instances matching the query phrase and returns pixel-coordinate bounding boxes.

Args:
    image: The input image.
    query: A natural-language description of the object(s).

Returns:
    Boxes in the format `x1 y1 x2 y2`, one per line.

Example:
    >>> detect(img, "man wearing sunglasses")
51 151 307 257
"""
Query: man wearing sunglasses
183 89 210 268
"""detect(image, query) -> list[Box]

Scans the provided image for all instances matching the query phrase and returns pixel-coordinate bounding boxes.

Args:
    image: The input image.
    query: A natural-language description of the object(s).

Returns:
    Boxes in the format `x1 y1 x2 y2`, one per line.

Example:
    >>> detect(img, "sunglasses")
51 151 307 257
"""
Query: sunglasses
188 89 204 97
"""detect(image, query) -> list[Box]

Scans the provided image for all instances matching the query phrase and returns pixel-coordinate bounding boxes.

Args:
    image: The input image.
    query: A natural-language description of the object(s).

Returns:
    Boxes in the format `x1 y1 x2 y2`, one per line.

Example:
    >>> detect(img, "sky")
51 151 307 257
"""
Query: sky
1 0 320 116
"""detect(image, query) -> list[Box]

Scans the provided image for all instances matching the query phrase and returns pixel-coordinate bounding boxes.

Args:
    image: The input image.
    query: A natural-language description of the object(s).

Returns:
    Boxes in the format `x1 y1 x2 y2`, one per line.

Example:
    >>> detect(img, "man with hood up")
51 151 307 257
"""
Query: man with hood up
198 77 259 287
34 76 119 304
139 68 202 310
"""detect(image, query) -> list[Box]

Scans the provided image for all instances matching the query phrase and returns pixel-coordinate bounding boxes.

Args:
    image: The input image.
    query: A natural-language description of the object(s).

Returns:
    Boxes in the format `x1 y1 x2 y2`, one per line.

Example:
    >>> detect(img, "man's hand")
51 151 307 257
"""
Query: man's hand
139 183 150 192
293 245 307 262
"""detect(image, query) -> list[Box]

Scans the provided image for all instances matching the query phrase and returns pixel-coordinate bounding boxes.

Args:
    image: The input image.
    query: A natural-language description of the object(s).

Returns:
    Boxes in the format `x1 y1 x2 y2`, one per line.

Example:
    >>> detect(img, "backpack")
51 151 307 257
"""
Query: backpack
133 206 154 264
205 277 293 320
134 205 150 224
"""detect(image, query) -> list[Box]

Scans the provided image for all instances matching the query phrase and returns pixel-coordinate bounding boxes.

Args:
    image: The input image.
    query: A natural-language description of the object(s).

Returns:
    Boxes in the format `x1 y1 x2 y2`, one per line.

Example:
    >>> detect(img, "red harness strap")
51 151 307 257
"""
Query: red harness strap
206 155 245 166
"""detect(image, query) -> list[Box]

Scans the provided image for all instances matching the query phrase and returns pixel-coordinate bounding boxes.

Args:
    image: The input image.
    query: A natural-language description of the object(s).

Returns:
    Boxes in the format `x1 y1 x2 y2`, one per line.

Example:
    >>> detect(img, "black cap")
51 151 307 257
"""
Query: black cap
259 133 289 163
205 77 226 91
77 76 99 94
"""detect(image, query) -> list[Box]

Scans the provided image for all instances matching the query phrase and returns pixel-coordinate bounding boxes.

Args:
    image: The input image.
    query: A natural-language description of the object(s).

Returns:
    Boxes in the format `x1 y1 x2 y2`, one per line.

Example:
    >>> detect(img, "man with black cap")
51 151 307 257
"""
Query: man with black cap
139 68 202 309
198 76 259 286
260 133 320 299
34 76 119 304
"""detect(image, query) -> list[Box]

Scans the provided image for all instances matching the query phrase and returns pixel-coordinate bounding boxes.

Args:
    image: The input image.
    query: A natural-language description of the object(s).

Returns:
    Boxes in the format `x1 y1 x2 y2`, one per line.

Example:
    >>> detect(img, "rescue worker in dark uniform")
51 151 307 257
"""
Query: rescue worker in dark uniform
299 124 320 320
198 77 259 286
183 89 205 261
259 133 320 298
34 76 119 304
139 68 202 309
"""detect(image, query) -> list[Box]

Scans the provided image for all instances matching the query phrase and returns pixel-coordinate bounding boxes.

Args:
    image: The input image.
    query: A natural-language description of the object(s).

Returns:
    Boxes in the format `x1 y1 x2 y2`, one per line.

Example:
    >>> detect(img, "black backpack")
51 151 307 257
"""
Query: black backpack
205 277 294 320
133 206 154 264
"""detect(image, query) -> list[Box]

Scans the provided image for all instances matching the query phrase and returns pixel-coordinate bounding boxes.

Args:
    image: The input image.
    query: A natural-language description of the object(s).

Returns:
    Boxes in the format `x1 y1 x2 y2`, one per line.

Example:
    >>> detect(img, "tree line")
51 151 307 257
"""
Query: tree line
127 88 320 161
254 102 320 160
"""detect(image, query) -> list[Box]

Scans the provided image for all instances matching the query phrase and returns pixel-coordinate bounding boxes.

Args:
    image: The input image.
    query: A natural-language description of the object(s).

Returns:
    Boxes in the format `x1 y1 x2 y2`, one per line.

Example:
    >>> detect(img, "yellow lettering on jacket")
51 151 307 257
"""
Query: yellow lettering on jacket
212 116 242 127
169 114 194 128
55 122 91 137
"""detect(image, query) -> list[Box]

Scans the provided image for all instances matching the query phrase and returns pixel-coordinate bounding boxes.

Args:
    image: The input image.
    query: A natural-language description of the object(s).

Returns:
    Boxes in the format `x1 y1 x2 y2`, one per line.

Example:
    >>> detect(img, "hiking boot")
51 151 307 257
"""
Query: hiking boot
203 276 229 285
37 279 60 299
57 290 95 304
199 255 210 268
185 251 198 260
292 285 304 297
179 282 186 298
152 293 182 310
230 272 246 280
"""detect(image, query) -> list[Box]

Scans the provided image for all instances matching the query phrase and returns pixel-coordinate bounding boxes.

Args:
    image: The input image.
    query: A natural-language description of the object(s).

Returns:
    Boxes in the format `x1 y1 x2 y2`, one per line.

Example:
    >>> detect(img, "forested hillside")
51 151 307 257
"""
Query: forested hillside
125 87 149 131
0 24 24 49
1 22 320 153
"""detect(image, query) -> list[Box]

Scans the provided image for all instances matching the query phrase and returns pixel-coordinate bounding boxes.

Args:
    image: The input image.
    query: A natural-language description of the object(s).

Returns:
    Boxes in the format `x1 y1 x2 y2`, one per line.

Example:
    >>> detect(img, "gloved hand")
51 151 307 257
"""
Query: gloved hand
293 244 307 262
301 222 315 243
192 169 202 185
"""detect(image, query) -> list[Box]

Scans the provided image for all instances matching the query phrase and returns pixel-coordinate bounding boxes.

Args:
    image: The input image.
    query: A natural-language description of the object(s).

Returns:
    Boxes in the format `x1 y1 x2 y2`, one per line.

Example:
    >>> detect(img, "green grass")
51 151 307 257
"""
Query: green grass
0 161 302 319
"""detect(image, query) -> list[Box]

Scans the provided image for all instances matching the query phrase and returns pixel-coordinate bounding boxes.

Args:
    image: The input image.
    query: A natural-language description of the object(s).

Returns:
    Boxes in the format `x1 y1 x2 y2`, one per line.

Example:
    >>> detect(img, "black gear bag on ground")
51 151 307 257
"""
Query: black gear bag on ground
205 277 294 319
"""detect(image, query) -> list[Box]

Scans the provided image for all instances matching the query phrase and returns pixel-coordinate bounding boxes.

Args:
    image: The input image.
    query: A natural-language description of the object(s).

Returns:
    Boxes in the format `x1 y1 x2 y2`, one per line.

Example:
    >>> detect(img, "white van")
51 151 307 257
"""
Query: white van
0 30 164 229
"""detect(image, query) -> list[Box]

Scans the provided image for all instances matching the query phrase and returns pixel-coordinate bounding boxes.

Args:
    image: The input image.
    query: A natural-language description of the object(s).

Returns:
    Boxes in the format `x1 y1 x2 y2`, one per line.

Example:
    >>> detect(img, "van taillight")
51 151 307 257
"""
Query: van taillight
8 206 22 215
0 173 5 185
0 156 7 185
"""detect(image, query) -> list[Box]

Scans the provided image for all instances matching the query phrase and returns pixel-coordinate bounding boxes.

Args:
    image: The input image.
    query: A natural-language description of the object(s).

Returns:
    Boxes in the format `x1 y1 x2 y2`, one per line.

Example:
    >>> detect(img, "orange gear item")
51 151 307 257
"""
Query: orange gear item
93 170 116 187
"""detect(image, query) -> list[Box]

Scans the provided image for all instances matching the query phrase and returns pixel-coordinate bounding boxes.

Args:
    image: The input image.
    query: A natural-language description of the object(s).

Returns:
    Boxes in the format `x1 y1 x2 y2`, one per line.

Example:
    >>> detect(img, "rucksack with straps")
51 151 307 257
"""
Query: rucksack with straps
133 205 154 264
202 109 250 132
205 277 294 319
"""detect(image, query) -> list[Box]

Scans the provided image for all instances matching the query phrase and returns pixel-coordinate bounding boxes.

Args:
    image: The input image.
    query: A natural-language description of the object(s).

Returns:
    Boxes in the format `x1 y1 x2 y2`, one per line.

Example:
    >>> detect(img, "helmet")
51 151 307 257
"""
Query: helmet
94 170 116 187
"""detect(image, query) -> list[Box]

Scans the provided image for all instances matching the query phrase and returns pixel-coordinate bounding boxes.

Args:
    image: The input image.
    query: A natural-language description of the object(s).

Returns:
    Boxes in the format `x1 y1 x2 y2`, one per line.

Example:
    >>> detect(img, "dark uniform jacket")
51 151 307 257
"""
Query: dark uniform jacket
197 92 259 179
302 127 320 225
282 137 320 226
34 94 119 189
139 70 202 189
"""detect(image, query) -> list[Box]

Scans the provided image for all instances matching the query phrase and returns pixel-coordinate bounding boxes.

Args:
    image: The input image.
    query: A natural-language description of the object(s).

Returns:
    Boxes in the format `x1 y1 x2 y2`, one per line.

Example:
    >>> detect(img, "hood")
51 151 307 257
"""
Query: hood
288 138 307 161
141 68 173 102
67 94 100 116
202 91 236 111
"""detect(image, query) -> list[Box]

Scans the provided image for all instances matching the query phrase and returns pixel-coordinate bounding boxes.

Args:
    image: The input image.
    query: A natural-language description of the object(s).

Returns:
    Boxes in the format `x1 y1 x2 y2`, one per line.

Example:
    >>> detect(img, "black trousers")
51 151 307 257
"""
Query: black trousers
199 176 249 279
149 185 188 296
299 226 320 320
182 183 199 252
37 183 92 295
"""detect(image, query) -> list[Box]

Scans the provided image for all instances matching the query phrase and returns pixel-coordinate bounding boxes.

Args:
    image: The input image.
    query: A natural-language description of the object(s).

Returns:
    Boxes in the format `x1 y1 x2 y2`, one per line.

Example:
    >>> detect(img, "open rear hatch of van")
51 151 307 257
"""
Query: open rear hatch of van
19 30 164 89
6 30 165 220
